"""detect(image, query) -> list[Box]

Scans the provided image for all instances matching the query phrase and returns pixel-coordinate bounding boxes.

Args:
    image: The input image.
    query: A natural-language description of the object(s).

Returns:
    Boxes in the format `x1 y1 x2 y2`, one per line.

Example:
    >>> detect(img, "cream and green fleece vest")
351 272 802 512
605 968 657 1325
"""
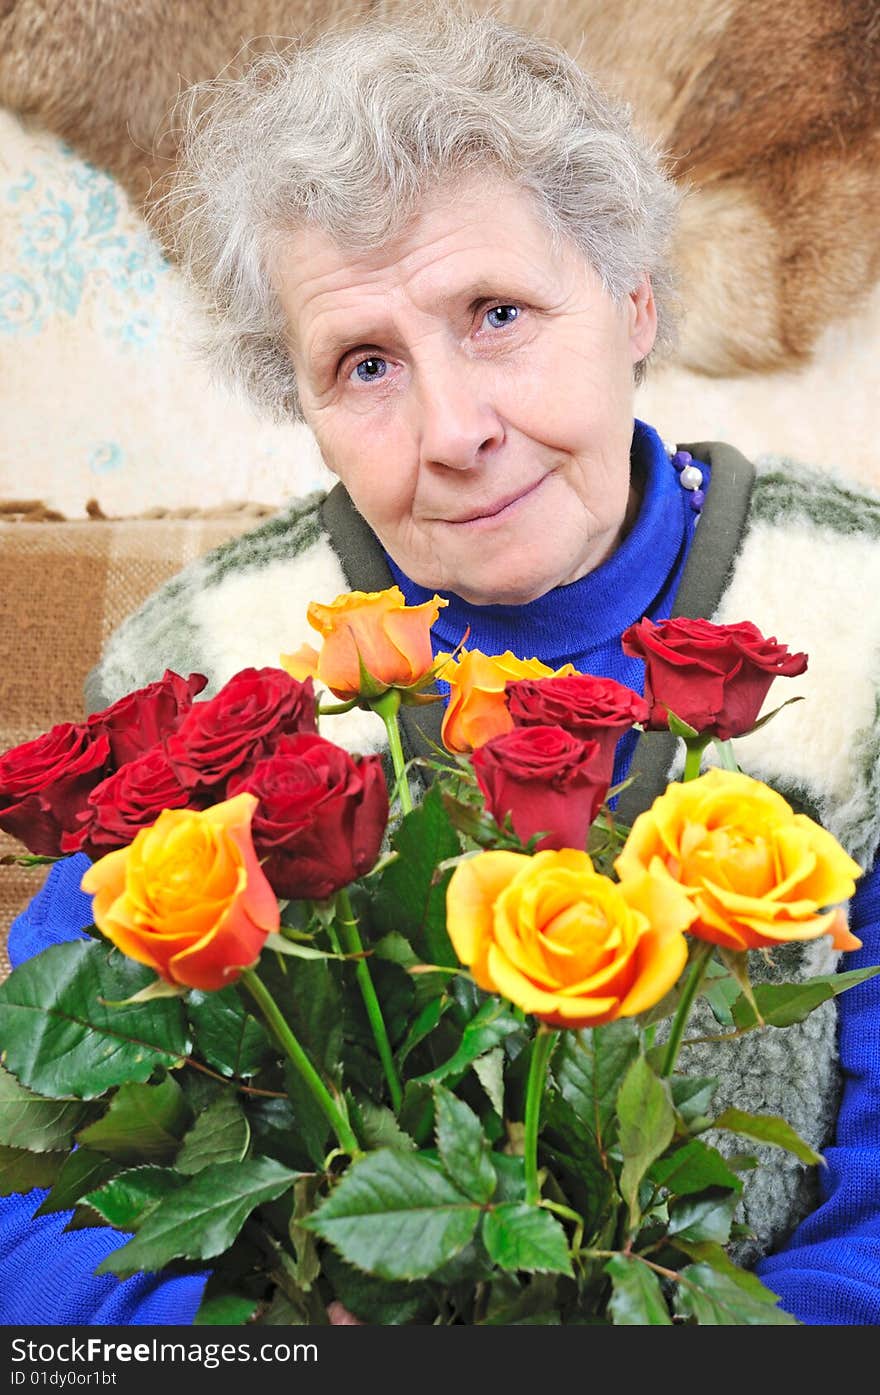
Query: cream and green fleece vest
86 442 880 1264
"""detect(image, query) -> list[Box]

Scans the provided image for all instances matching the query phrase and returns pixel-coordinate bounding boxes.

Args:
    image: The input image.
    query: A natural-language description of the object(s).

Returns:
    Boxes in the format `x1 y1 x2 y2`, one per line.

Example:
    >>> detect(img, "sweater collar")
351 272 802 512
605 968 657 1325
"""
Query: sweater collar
385 419 689 661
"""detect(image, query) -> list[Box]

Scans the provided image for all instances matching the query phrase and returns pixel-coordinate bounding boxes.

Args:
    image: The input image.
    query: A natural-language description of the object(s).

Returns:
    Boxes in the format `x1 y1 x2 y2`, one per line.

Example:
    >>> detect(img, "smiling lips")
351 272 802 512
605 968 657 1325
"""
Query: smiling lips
440 474 548 526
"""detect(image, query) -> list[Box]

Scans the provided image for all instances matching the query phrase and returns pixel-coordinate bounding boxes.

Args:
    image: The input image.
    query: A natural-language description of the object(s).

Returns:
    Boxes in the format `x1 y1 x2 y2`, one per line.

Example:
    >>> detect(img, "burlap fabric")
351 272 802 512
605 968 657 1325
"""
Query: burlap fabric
0 513 262 979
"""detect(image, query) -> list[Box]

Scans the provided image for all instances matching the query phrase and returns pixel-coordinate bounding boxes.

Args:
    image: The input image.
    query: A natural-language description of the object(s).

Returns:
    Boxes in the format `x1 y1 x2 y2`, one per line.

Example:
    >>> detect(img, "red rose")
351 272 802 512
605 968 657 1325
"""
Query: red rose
165 668 318 794
472 724 610 852
229 733 389 900
506 674 649 781
61 745 196 859
0 723 110 855
87 669 207 767
620 617 808 741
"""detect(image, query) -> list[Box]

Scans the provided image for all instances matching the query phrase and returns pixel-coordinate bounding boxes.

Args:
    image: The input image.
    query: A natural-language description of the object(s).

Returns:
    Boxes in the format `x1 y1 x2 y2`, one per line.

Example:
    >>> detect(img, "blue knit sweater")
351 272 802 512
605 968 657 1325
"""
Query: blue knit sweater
2 421 879 1325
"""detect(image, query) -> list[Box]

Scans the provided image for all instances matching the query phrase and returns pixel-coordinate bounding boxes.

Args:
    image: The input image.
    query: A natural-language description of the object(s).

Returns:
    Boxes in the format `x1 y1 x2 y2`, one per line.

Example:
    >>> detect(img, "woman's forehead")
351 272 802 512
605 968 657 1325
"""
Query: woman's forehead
272 176 582 363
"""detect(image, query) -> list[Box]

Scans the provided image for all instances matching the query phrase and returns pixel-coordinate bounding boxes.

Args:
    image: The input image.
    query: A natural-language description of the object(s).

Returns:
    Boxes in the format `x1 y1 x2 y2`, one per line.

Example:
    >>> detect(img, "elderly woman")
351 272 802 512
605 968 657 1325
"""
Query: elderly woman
3 10 880 1326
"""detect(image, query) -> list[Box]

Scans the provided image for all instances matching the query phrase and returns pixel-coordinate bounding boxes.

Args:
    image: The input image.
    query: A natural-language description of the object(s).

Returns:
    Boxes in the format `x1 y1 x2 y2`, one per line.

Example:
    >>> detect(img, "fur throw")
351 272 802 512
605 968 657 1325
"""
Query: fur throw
1 0 878 376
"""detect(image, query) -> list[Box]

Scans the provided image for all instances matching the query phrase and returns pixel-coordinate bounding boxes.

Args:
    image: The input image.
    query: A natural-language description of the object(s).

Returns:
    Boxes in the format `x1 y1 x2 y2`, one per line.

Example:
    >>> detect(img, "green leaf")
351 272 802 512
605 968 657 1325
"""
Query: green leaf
186 987 272 1079
0 942 191 1098
480 1273 561 1325
304 1149 480 1280
540 1094 611 1233
262 933 340 961
347 1096 415 1153
193 1294 260 1326
321 1249 433 1325
670 1239 783 1304
33 1149 119 1216
372 784 462 968
552 1019 639 1151
674 1263 798 1324
282 1060 332 1169
372 932 420 969
491 1153 527 1204
412 1000 521 1084
434 1086 496 1204
0 1063 87 1151
97 1158 301 1277
649 1138 741 1196
394 996 448 1068
482 1204 572 1276
604 1254 672 1325
84 1166 185 1231
76 1073 192 1164
731 966 880 1031
472 1047 505 1116
617 1056 675 1229
712 1107 823 1165
0 1145 66 1196
669 1075 718 1128
289 1175 322 1292
176 1092 250 1175
667 1188 740 1244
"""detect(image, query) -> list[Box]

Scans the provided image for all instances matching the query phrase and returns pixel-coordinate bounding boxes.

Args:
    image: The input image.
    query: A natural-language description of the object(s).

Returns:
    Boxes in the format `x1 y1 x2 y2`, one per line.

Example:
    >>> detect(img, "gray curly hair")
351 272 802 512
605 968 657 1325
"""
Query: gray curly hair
160 5 682 419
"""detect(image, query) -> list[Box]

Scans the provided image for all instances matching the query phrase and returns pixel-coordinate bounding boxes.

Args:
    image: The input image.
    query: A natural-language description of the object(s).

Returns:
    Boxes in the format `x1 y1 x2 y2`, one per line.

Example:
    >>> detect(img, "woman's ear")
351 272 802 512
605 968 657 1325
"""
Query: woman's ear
628 275 658 363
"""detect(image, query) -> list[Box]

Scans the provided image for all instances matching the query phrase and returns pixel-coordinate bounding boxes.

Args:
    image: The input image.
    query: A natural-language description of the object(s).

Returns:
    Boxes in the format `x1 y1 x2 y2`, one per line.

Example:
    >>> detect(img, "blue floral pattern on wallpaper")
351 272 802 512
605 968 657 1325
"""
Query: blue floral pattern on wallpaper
1 143 169 345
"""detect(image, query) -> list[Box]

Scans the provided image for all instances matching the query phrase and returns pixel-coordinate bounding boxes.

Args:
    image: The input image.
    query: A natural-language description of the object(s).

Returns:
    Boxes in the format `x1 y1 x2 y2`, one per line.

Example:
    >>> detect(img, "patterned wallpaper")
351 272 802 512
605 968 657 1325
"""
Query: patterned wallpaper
0 109 331 517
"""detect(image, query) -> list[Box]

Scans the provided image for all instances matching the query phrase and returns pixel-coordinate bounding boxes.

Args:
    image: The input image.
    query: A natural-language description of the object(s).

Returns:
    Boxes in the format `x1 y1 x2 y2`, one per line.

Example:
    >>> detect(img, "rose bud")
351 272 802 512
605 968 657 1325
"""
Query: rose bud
62 744 196 859
229 733 389 901
81 793 279 991
472 724 610 851
87 670 207 768
0 723 111 856
165 667 318 794
506 673 649 781
281 586 448 700
447 847 694 1028
439 648 577 754
620 616 807 741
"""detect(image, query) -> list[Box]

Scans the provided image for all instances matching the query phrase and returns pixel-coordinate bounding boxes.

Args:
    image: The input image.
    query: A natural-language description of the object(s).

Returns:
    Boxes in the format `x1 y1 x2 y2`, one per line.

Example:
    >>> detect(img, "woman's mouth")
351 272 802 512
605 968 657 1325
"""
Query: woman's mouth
440 475 549 527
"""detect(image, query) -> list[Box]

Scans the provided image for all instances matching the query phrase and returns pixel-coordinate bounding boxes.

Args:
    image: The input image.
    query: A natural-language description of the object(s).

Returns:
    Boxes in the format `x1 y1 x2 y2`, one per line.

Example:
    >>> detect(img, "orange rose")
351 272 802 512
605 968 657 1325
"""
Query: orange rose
614 768 863 953
80 792 279 991
446 848 695 1027
439 649 578 753
281 586 448 700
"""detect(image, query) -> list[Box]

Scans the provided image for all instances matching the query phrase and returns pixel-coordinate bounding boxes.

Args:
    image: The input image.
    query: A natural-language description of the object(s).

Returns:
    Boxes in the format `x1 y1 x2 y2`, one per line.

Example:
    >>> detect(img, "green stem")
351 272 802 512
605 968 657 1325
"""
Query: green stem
660 941 716 1077
712 738 740 772
317 698 359 716
372 687 412 814
335 889 403 1112
682 738 708 782
524 1026 559 1205
240 968 360 1157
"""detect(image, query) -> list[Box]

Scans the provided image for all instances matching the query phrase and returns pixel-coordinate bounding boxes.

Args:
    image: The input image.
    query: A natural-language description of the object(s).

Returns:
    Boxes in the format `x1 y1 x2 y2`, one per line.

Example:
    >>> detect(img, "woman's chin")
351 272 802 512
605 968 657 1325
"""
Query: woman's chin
447 568 559 607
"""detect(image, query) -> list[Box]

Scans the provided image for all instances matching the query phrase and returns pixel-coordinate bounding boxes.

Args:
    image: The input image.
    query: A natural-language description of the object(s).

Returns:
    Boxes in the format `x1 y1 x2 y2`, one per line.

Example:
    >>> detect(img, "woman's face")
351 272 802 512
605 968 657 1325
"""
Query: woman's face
276 176 657 605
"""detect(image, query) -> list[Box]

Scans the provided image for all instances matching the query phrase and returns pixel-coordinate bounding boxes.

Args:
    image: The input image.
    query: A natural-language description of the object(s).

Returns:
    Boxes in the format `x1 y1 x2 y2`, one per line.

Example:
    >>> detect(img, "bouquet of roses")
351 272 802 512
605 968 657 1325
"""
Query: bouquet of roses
0 587 873 1326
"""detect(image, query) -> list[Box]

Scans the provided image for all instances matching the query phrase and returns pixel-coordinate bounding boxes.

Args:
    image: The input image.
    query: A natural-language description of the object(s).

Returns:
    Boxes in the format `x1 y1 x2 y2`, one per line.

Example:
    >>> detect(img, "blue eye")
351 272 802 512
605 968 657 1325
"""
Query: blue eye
354 356 387 383
485 305 519 329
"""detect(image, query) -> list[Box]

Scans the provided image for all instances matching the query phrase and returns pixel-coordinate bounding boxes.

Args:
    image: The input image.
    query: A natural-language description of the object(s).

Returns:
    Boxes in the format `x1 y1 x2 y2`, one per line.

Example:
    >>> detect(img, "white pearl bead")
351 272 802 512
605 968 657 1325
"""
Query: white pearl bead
680 464 703 490
663 438 678 457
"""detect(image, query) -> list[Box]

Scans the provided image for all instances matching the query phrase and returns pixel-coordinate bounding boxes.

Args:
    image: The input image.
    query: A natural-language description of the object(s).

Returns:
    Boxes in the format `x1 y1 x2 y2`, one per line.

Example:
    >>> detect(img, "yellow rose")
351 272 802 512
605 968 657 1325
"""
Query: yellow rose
281 586 447 699
446 848 695 1027
81 792 280 991
439 648 578 753
614 767 863 953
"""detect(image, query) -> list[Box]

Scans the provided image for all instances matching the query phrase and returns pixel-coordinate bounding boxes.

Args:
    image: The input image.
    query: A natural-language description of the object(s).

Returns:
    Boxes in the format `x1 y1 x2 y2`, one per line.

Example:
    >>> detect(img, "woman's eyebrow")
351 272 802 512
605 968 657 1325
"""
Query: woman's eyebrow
305 276 540 372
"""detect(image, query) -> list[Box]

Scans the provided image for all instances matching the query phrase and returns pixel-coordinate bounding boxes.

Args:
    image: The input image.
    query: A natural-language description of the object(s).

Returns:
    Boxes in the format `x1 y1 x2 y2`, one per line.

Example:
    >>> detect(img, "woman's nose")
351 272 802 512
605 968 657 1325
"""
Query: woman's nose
416 359 505 471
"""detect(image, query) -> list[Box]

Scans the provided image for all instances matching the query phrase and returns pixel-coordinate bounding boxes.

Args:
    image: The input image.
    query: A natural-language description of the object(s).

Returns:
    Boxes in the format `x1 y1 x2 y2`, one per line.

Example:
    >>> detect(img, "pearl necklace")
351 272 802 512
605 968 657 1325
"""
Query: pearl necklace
664 442 705 514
